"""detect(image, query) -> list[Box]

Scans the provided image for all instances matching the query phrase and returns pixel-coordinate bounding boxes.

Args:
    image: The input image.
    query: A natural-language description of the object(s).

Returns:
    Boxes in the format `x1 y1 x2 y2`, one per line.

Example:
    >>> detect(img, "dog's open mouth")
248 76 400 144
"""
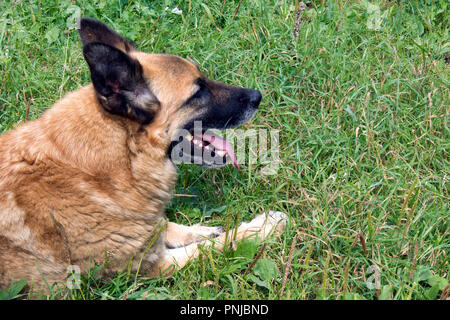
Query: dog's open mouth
184 130 239 169
169 128 239 169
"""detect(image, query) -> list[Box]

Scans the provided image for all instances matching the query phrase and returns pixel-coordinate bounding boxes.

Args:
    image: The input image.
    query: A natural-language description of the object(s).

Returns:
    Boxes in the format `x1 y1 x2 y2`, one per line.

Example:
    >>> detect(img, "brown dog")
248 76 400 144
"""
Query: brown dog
0 18 287 294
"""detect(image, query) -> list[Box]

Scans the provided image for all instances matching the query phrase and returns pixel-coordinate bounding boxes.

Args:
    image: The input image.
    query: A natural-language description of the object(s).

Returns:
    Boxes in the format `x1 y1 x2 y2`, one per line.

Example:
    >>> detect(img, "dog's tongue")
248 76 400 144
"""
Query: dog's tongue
198 132 239 169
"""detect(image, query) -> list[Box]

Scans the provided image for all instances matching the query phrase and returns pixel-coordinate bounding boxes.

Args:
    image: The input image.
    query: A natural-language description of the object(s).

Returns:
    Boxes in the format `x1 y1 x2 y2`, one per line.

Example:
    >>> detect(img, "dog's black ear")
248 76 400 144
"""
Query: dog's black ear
78 17 134 53
83 42 159 124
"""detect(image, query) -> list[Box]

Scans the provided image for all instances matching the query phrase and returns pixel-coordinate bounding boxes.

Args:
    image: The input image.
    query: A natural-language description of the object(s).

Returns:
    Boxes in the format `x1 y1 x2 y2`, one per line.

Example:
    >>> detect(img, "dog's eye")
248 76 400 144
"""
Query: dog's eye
195 79 206 94
181 79 208 108
191 79 208 99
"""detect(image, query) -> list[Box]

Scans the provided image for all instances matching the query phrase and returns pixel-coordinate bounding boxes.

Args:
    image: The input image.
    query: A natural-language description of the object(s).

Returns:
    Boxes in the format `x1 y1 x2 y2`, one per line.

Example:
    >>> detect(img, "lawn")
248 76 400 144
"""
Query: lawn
0 0 448 300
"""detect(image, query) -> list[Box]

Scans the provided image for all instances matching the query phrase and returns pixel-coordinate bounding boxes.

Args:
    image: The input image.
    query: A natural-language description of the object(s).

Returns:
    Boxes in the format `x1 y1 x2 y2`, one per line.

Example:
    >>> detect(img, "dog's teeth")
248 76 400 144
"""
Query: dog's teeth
216 150 226 157
192 139 205 148
205 145 211 150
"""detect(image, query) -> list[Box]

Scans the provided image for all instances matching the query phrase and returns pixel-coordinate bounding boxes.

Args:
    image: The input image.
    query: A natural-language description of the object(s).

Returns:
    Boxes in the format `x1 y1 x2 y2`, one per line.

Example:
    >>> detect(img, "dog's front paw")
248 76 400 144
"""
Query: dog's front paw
266 211 288 234
239 211 288 240
191 224 225 243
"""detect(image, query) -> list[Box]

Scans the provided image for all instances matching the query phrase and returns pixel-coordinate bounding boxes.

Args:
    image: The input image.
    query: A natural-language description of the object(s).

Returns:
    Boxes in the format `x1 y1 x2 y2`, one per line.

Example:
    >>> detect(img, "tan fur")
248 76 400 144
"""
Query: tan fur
0 48 286 295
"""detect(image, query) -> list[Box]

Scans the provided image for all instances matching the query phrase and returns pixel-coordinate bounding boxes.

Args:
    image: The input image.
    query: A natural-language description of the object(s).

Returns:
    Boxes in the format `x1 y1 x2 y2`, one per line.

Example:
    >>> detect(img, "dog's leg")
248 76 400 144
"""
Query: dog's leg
154 211 287 276
164 222 224 248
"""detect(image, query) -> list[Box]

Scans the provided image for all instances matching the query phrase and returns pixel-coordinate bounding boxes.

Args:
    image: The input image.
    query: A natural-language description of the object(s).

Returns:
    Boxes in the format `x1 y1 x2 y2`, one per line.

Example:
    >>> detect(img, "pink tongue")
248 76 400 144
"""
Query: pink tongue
197 132 239 169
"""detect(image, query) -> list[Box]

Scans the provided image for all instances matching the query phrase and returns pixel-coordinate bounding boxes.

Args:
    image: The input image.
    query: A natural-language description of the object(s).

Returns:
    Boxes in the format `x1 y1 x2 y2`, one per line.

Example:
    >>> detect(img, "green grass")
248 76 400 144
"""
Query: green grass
0 0 448 300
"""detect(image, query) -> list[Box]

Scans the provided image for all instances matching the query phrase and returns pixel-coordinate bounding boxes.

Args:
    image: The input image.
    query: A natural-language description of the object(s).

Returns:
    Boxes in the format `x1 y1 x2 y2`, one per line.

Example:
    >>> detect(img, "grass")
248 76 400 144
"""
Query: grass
0 0 448 300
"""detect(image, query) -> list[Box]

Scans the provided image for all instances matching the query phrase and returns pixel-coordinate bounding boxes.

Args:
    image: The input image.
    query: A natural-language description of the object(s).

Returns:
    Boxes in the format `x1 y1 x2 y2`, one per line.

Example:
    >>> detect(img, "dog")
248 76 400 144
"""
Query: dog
0 18 287 294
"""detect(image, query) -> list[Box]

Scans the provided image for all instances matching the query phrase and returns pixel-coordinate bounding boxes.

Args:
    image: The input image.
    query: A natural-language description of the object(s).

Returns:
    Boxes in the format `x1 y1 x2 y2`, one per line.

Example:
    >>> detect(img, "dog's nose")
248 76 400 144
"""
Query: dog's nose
248 89 262 108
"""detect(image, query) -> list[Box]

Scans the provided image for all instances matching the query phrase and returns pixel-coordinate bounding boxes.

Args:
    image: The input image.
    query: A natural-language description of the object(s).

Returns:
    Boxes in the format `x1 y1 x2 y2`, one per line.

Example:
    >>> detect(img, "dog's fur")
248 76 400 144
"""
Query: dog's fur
0 18 286 294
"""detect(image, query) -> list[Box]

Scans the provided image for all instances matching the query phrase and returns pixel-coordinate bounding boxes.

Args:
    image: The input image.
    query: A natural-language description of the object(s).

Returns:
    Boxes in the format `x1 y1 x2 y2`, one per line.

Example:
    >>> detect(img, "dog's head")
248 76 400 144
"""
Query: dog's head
79 18 261 168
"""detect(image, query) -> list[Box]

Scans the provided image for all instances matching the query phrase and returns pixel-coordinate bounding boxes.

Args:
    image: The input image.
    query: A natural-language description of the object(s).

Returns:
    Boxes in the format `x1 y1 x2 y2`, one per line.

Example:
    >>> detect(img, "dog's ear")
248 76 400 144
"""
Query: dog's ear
78 17 134 53
83 42 159 124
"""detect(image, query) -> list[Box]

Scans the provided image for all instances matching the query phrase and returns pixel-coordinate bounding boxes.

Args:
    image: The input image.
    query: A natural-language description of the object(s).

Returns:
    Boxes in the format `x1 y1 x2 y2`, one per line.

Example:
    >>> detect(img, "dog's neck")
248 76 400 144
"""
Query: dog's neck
8 85 177 212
